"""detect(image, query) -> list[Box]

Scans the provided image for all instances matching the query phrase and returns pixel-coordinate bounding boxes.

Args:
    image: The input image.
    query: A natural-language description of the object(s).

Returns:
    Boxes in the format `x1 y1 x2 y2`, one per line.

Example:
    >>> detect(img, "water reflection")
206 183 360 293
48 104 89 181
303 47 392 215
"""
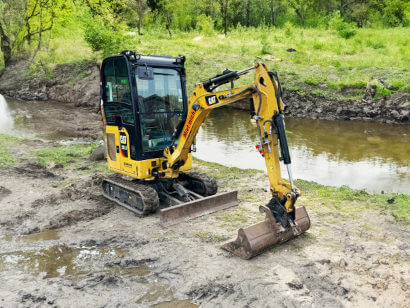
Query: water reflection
195 108 410 193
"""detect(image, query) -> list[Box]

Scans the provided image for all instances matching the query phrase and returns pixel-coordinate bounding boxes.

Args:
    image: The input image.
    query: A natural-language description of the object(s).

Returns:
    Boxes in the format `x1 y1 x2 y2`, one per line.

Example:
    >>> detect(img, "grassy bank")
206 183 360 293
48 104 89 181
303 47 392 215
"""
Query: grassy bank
3 26 409 100
0 134 19 168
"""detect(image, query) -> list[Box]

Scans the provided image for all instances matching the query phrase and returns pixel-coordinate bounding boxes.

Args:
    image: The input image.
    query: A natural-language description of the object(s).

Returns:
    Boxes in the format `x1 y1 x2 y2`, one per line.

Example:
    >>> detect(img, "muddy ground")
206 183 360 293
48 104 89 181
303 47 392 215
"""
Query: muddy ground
0 108 409 307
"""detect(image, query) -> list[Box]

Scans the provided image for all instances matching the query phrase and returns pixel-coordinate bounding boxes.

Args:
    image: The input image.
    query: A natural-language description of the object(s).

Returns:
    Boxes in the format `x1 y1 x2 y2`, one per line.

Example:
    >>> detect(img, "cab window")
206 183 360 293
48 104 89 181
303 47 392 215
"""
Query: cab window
103 57 133 124
104 58 132 105
136 68 185 153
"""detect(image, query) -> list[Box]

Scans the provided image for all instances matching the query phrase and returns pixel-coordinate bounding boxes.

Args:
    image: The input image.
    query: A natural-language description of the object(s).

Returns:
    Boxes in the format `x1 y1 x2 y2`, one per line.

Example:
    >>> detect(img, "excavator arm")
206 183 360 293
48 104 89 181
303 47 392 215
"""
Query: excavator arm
164 62 311 259
164 62 298 220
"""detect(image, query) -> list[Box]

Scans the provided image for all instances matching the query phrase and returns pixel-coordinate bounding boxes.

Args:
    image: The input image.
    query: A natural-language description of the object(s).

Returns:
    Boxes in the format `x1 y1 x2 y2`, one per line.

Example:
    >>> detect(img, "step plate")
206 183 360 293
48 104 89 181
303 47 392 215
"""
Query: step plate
160 191 239 227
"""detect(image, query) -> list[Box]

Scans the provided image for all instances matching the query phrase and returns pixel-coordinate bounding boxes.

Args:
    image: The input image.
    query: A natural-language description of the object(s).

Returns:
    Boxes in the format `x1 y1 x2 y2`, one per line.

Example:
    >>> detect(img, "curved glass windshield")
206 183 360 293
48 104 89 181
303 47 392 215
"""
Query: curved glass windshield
136 67 185 153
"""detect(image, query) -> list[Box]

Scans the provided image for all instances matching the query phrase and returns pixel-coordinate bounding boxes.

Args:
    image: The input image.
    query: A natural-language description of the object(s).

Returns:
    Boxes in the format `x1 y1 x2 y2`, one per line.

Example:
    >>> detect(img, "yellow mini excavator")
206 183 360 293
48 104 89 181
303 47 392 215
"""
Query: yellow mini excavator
100 50 310 259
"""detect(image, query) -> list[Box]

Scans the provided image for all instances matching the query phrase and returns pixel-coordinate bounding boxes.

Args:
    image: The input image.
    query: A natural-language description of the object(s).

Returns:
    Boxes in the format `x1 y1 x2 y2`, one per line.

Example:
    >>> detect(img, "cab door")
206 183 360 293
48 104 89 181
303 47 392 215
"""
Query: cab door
105 125 121 171
101 56 136 173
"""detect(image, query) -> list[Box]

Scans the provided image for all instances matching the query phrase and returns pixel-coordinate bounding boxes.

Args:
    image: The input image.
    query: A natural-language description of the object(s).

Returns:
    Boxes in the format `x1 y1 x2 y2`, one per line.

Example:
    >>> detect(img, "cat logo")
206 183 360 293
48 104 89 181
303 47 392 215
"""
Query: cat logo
205 95 218 106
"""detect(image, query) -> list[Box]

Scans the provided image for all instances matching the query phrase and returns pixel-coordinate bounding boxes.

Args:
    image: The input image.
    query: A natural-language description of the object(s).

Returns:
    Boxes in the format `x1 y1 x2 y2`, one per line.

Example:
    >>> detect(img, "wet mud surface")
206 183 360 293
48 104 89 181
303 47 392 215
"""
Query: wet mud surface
0 157 409 307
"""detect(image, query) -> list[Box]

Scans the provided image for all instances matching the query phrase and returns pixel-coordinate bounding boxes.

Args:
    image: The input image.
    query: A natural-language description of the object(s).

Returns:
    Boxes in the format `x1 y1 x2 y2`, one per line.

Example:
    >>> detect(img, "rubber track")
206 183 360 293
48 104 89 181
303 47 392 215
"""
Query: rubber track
103 175 159 215
181 172 218 196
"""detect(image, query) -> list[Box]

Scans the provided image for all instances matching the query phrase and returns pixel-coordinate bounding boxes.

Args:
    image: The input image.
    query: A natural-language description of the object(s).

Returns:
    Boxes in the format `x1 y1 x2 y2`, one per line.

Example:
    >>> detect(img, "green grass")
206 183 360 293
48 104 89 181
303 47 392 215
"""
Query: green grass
193 157 263 180
0 134 21 168
5 25 408 99
295 179 410 224
37 143 97 166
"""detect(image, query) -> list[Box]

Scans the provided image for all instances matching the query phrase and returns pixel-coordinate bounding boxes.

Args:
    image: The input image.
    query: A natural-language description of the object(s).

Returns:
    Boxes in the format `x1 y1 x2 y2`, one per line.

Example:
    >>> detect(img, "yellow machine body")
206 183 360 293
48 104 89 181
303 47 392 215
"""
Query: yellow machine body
105 125 192 180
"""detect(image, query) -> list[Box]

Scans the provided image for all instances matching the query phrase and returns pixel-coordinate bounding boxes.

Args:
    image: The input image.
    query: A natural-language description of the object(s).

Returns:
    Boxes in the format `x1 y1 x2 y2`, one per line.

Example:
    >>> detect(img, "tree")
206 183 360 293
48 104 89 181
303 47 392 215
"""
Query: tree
218 0 229 35
32 0 56 50
128 0 148 35
268 0 287 26
288 0 311 26
0 0 27 66
82 0 130 28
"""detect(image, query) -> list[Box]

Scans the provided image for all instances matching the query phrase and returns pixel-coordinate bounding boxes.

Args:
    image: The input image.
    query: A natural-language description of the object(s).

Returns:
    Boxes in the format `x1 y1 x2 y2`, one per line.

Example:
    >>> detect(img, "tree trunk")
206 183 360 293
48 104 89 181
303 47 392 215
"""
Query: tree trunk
26 22 32 46
37 7 42 51
0 22 12 67
295 8 304 26
223 1 228 36
269 1 275 26
224 12 227 35
166 14 172 37
219 0 229 36
245 0 250 27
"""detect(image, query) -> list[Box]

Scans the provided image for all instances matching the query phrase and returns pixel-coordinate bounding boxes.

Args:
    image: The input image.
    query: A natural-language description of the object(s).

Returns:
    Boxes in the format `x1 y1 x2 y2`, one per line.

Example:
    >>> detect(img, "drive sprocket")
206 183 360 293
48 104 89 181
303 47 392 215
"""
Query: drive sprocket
179 172 218 196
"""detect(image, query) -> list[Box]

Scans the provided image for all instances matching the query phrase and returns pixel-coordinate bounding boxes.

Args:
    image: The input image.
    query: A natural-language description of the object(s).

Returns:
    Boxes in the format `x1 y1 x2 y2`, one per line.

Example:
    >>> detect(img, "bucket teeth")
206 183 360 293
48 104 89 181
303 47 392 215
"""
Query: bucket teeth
221 206 310 260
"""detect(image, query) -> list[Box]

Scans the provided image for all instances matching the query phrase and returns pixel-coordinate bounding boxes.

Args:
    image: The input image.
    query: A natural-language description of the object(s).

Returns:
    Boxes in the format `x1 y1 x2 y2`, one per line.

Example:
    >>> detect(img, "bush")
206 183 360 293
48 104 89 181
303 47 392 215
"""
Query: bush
260 33 272 55
284 21 293 38
328 12 357 39
376 86 392 98
196 14 214 35
382 0 409 27
82 16 123 57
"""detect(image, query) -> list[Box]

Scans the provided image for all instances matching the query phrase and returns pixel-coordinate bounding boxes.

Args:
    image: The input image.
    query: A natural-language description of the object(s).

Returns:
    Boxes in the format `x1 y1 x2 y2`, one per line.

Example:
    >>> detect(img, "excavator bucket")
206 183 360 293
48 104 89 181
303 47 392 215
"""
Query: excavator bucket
160 191 239 227
221 205 310 259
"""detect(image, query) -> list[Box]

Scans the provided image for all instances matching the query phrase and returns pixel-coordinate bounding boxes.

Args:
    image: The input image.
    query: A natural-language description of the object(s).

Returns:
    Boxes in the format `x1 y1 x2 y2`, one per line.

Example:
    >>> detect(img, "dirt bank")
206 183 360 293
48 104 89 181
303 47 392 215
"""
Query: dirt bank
240 91 409 124
0 60 100 108
0 60 409 124
0 131 409 306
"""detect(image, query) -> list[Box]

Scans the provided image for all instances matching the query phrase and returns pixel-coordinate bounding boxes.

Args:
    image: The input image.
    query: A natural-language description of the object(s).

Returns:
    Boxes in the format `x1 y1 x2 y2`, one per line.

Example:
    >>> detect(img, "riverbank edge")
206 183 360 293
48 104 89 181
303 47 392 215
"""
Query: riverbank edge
0 59 409 124
0 132 408 225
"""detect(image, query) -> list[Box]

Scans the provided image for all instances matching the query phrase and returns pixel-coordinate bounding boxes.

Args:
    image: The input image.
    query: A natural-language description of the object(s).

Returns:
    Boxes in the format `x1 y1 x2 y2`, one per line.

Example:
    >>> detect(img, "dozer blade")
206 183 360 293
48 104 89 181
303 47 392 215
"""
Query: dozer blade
160 191 238 227
221 205 310 260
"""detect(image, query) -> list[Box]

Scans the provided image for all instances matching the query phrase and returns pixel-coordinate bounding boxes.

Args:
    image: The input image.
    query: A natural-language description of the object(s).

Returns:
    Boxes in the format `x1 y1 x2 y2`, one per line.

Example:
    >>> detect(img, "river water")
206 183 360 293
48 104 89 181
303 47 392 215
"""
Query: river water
1 95 409 194
195 108 410 194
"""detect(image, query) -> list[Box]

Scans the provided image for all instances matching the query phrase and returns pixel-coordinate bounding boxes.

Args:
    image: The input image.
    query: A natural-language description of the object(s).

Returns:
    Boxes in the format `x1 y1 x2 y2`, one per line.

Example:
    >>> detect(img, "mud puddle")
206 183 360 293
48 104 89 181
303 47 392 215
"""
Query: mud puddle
0 244 128 279
137 284 198 307
4 230 60 243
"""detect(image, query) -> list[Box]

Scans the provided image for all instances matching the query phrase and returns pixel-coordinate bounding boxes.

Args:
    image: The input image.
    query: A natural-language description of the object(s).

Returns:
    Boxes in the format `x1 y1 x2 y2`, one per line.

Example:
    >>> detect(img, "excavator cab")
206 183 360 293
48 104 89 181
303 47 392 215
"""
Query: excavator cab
101 50 188 163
